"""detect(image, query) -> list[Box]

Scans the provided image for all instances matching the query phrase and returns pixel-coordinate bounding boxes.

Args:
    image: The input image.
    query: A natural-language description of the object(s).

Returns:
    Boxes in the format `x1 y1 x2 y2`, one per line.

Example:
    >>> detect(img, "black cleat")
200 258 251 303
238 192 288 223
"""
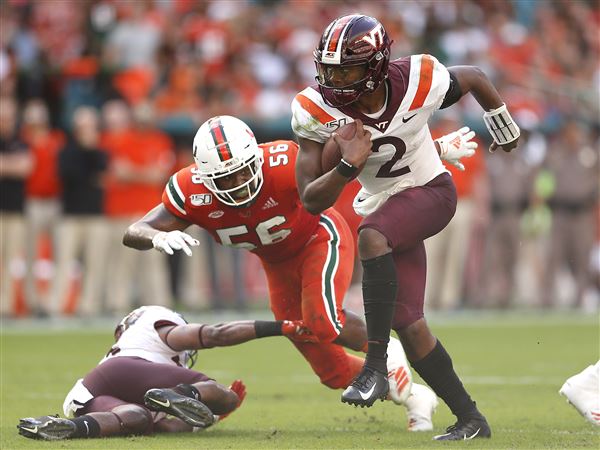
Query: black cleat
17 415 76 440
341 366 389 407
144 388 215 428
433 415 491 441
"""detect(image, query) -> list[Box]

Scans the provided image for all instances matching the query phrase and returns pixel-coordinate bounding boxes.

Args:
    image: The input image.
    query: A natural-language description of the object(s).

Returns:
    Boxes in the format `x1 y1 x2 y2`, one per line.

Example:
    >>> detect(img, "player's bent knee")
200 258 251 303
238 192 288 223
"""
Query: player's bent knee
358 228 390 258
111 404 153 435
319 370 354 390
199 381 239 414
222 389 240 413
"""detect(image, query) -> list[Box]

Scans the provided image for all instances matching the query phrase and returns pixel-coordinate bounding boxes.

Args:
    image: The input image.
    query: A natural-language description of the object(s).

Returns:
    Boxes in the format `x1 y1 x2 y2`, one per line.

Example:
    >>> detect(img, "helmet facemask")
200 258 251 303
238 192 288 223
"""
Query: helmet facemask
315 50 389 107
200 154 264 207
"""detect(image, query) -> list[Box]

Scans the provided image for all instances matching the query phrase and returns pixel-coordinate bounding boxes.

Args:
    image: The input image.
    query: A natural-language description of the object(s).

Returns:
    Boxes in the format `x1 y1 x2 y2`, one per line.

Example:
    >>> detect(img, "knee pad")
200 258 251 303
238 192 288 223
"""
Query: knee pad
111 404 153 435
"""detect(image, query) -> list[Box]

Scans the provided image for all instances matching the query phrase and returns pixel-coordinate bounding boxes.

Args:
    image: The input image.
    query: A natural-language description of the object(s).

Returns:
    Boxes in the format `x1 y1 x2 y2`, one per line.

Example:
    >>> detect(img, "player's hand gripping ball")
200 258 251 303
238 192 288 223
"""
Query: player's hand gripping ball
321 122 366 180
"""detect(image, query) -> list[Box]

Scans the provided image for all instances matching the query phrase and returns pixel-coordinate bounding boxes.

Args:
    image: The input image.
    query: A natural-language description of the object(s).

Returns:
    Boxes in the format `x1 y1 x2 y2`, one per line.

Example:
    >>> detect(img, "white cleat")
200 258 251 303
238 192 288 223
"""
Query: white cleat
387 366 412 405
405 383 438 432
386 337 412 405
559 362 600 426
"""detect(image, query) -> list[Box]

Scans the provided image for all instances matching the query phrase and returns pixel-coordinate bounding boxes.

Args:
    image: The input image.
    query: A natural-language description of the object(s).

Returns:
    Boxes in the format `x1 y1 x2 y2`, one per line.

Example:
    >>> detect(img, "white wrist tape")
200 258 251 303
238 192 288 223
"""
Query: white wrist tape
483 103 520 145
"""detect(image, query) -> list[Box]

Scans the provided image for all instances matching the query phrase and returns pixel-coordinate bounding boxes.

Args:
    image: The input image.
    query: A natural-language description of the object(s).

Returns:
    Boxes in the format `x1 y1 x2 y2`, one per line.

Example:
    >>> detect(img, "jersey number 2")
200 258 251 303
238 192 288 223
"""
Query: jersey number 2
373 136 411 178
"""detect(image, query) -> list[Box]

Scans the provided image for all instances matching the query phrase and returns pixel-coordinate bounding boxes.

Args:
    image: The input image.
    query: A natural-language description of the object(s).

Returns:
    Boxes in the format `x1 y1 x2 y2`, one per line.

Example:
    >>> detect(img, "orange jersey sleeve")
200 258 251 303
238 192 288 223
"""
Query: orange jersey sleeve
162 164 197 219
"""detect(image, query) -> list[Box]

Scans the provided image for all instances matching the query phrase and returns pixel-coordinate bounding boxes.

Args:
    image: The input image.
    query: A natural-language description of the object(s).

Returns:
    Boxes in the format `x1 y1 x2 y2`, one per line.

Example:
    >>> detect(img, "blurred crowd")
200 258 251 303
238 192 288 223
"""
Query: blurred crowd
0 0 598 318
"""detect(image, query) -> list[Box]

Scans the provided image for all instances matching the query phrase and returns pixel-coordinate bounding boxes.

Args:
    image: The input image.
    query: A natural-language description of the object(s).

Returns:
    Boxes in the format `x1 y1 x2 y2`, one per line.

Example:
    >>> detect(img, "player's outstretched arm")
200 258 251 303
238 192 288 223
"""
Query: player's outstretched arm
159 320 316 351
123 204 199 256
447 66 520 153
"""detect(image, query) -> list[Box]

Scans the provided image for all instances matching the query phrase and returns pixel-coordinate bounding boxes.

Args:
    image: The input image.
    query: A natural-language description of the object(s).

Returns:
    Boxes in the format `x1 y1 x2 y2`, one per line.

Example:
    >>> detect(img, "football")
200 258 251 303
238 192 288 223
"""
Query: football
321 121 364 180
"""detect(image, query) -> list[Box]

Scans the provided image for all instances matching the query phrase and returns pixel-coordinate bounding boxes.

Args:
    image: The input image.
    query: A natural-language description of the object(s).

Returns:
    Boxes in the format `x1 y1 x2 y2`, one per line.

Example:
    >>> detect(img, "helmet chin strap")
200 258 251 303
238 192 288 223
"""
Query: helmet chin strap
216 175 262 208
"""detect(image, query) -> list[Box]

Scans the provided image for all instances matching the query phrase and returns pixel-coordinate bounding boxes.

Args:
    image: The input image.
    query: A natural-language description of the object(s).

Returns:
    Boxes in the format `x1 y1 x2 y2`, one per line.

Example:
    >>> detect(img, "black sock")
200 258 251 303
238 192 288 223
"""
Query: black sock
71 415 101 438
174 383 201 401
411 339 480 419
362 253 398 373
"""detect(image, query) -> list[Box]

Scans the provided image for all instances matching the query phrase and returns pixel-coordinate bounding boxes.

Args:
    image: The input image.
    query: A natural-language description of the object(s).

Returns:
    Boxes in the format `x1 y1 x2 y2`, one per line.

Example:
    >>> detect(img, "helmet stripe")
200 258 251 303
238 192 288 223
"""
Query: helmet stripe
208 118 233 161
324 15 357 62
409 55 434 111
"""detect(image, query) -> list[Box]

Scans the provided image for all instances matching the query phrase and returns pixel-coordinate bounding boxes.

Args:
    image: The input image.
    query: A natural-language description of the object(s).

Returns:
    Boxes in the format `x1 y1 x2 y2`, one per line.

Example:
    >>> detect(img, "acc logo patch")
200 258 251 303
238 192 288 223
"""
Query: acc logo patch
190 194 212 206
208 210 224 219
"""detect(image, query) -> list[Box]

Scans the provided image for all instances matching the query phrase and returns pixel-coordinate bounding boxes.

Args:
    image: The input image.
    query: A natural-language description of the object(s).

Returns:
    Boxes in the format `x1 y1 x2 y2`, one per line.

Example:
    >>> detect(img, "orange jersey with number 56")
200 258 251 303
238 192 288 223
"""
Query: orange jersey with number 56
162 140 320 263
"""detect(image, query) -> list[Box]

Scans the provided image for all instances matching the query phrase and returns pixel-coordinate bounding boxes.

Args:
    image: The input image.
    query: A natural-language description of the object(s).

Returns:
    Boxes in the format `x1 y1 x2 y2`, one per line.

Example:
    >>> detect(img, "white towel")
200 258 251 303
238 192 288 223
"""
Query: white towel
353 178 416 217
62 379 94 417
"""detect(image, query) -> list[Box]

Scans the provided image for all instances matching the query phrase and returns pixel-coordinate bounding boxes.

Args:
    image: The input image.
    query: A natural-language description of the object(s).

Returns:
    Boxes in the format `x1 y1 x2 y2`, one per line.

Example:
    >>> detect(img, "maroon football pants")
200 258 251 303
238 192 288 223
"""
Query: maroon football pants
359 173 457 329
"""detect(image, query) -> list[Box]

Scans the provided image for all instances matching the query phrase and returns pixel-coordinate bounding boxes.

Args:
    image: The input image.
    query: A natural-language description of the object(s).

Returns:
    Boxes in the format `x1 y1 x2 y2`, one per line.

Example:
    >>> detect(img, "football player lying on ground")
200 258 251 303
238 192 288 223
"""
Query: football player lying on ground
559 361 600 426
17 305 315 440
121 115 476 431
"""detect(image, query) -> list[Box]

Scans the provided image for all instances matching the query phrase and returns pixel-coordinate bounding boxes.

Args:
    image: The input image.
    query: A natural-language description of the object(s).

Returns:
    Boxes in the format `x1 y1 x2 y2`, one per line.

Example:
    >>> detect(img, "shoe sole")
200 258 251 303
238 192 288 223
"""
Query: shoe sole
144 389 214 428
341 393 387 408
433 429 492 441
433 423 492 441
18 419 75 440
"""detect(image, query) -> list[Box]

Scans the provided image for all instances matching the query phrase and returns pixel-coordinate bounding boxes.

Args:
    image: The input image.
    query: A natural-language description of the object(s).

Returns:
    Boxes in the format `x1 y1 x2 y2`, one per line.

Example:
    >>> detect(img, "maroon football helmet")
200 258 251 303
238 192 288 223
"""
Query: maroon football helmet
314 15 392 107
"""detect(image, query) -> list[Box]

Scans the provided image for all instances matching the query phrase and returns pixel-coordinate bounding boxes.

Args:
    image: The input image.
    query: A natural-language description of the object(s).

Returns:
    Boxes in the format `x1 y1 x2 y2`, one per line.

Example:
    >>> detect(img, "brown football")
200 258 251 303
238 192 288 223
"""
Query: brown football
321 121 364 180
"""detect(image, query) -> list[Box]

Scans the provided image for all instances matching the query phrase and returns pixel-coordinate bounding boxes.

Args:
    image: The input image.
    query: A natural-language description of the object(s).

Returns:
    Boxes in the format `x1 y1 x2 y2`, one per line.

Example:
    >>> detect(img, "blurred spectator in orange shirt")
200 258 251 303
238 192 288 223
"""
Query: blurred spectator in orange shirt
180 3 232 83
153 63 202 138
425 112 487 310
21 99 66 315
102 100 174 315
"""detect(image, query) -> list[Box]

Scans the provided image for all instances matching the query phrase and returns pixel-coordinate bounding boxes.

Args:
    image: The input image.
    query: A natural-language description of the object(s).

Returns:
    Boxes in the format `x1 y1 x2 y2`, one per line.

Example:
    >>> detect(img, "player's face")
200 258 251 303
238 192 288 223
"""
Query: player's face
215 166 254 200
319 64 367 88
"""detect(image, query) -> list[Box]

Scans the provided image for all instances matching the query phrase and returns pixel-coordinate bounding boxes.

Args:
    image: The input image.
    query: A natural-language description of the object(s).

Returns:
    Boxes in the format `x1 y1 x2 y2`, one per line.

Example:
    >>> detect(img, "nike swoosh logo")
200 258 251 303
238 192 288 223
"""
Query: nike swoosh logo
359 384 376 400
464 428 480 440
148 397 170 408
402 114 417 123
20 426 38 433
356 197 366 203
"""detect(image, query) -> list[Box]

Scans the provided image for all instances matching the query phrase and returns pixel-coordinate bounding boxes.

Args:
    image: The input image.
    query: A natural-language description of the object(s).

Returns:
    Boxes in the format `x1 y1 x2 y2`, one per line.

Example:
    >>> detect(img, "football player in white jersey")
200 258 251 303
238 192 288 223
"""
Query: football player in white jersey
17 305 313 441
293 14 519 441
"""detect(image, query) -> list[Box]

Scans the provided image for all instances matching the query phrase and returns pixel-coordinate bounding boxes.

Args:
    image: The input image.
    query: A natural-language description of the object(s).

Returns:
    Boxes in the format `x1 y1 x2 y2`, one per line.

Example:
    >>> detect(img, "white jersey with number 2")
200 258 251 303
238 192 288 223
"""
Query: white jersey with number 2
292 54 451 199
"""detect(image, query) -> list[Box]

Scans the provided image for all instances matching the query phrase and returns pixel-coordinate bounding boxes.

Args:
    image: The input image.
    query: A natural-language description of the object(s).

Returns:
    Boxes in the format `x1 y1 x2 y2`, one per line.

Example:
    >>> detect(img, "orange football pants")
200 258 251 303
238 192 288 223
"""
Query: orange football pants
261 209 364 389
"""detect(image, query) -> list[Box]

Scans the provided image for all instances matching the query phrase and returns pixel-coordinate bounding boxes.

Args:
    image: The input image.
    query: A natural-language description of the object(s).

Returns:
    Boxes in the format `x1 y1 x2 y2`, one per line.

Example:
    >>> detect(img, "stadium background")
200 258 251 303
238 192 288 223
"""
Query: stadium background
1 0 598 318
0 1 599 449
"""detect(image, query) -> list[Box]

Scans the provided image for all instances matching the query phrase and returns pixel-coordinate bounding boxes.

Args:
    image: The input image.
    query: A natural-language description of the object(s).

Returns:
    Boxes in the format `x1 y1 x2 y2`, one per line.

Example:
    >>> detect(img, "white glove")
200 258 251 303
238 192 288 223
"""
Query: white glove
436 126 478 171
152 231 199 256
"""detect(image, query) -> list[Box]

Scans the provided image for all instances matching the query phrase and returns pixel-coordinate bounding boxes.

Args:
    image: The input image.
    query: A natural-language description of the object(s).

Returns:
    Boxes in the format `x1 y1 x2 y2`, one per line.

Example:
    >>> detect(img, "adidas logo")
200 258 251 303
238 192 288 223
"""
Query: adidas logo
261 197 279 210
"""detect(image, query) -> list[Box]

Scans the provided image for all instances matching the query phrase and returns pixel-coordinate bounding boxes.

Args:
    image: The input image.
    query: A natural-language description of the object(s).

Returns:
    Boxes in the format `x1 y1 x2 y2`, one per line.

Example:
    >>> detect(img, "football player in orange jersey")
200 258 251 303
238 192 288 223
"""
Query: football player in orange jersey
123 115 474 431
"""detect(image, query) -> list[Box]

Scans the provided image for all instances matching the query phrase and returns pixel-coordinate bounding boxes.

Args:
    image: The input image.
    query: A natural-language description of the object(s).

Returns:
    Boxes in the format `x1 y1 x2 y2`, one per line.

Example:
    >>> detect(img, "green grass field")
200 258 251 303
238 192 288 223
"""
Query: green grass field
1 312 598 449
